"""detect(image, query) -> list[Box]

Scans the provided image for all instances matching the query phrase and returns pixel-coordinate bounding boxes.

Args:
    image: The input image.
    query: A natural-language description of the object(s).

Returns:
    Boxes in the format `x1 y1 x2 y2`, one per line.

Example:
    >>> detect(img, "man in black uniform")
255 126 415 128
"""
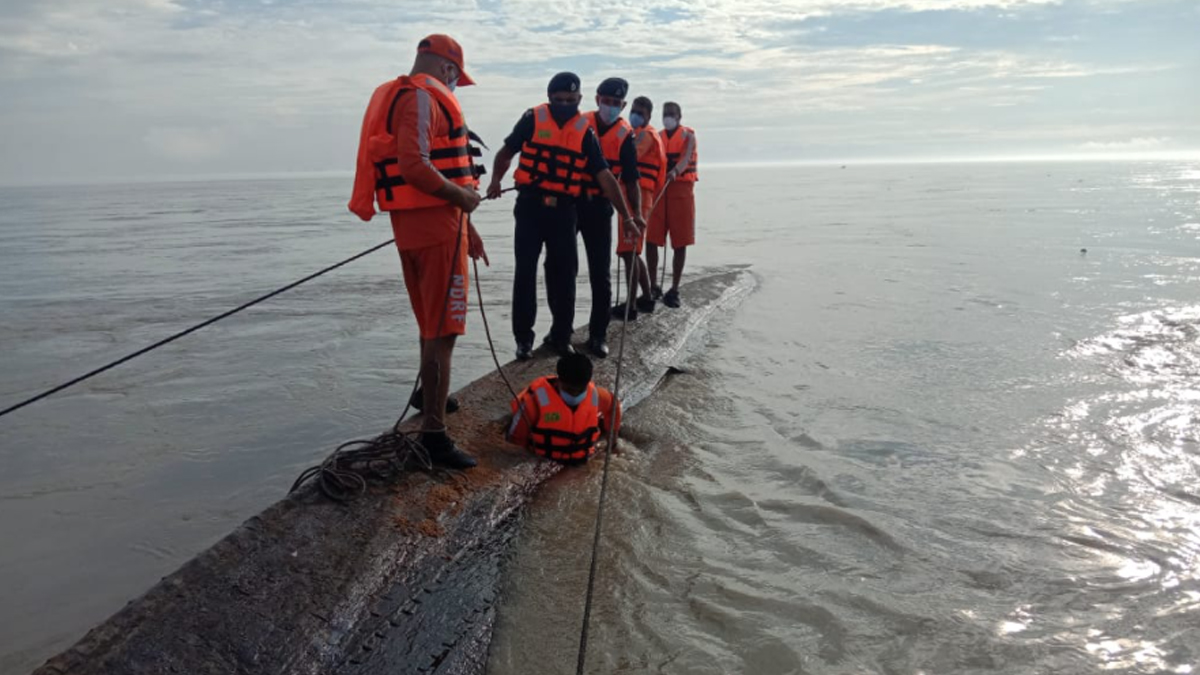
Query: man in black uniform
487 72 645 360
575 77 641 358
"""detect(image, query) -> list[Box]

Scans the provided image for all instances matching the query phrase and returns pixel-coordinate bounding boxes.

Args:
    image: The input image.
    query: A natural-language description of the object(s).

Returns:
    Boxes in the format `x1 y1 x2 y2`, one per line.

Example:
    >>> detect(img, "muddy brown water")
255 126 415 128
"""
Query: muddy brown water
4 162 1200 673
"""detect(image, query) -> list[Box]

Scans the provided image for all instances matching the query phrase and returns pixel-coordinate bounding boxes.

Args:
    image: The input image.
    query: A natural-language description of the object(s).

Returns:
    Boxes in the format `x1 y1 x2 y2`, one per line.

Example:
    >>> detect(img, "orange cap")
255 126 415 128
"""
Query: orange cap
417 34 475 86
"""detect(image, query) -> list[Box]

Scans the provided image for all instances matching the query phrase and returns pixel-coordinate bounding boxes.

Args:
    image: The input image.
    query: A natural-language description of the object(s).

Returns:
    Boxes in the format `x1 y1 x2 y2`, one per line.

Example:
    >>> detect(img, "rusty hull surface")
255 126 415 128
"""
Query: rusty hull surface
32 267 754 675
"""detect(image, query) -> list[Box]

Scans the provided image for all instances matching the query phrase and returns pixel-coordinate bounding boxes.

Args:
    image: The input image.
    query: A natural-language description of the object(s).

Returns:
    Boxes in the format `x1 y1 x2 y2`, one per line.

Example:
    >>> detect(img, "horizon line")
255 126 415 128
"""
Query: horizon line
2 151 1198 188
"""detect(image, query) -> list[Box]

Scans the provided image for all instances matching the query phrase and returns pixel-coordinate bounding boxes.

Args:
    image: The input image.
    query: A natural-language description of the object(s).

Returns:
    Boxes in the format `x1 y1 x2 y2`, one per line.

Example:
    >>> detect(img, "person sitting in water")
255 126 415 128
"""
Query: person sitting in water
505 353 622 464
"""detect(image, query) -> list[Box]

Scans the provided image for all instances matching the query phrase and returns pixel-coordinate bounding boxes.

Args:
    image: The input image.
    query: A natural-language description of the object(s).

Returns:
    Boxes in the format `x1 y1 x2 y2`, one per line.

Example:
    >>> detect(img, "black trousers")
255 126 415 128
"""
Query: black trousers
575 198 613 341
512 191 578 345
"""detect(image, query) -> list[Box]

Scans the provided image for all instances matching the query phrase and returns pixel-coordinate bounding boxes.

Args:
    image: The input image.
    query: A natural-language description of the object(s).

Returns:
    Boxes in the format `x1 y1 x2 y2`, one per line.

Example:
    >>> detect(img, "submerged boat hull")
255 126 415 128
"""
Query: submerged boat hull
33 268 754 675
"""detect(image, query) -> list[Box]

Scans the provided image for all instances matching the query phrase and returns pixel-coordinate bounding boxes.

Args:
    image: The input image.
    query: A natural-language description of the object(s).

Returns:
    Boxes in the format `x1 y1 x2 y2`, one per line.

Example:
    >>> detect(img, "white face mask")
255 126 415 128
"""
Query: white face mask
663 116 680 130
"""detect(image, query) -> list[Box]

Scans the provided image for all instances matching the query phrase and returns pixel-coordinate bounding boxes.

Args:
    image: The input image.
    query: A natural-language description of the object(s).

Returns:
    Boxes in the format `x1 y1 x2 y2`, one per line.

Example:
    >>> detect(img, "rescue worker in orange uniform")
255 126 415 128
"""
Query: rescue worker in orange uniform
487 73 646 361
505 353 622 464
612 95 667 321
575 77 641 358
646 101 697 309
348 34 486 469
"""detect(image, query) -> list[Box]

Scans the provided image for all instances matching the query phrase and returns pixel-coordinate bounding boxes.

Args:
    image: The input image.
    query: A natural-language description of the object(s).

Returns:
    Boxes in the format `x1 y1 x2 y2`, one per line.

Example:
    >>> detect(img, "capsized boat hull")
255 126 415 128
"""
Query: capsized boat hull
33 267 754 675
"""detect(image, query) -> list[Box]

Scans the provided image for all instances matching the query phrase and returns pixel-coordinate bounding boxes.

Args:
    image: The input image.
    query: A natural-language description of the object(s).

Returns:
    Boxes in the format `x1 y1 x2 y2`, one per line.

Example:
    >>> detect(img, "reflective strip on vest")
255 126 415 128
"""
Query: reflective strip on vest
582 114 632 197
513 105 591 197
363 75 485 212
524 378 602 462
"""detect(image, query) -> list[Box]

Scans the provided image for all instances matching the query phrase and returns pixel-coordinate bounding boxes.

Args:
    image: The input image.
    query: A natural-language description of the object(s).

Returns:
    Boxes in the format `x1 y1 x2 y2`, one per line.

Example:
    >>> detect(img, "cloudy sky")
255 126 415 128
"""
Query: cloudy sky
1 0 1196 185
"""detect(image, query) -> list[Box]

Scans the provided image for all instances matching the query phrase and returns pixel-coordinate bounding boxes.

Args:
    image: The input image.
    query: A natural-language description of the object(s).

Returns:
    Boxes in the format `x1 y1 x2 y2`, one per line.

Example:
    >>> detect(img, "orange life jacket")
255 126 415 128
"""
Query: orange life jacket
634 125 667 193
580 112 632 196
510 376 603 462
513 104 592 197
348 74 483 220
661 125 698 182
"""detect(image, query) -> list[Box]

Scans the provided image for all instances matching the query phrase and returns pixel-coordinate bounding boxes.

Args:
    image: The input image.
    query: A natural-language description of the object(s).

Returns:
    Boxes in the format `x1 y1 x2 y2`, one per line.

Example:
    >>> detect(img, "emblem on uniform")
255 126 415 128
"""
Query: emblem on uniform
544 412 561 422
537 129 552 139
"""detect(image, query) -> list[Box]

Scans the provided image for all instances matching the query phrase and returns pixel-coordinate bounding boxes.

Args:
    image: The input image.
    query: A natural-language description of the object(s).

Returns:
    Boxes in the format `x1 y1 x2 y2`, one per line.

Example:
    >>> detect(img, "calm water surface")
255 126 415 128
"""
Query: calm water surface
2 162 1199 674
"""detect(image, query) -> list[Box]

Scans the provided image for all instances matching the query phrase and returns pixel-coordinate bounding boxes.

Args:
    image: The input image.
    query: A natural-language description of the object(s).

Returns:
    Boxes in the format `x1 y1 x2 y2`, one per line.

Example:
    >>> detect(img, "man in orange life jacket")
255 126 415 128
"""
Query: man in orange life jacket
486 72 646 361
646 101 698 309
506 352 622 464
575 77 641 359
348 34 486 469
612 95 667 321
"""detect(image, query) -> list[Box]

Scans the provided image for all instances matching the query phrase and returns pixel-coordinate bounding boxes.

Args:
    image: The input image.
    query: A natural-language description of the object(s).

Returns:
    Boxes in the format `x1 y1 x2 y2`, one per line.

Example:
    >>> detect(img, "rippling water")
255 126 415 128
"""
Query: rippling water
2 162 1199 674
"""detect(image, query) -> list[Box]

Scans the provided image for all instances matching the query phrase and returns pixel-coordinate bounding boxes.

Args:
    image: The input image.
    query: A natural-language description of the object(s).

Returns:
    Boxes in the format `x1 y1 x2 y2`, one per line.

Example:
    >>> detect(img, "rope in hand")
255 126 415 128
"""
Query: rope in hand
0 239 398 421
613 178 673 312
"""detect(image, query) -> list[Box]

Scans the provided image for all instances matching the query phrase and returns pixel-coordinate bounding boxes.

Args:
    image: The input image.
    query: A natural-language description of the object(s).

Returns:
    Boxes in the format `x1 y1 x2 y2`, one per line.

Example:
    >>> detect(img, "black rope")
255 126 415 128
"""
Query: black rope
0 239 397 421
654 178 674 294
575 226 647 675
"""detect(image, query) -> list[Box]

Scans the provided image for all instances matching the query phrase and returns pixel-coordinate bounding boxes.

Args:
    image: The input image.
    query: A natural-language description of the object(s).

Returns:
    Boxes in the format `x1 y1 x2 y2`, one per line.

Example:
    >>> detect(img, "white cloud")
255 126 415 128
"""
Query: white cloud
0 0 1195 182
1078 136 1171 151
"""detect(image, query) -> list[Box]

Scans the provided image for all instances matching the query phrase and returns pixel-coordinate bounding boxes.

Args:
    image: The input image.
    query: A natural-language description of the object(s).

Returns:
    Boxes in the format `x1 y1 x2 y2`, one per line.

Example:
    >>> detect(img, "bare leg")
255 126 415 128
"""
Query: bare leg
670 246 687 292
646 244 660 291
635 255 653 297
616 252 640 307
419 334 457 432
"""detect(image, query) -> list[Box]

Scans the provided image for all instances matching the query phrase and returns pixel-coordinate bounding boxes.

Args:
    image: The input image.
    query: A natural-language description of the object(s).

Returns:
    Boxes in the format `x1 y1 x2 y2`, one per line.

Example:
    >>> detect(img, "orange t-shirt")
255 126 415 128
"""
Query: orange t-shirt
388 86 464 251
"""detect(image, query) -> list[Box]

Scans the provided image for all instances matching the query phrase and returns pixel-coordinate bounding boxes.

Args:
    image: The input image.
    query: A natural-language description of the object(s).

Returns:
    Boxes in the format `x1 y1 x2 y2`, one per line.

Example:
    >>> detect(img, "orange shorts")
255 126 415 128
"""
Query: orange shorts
393 223 469 340
616 186 655 255
647 180 695 249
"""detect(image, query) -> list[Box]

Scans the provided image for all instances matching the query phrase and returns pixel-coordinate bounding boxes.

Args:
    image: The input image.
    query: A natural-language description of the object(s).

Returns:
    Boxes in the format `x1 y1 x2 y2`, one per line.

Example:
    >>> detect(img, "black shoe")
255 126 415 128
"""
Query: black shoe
635 295 656 313
409 387 459 414
542 335 576 357
587 337 609 359
611 303 638 321
516 341 534 361
651 285 664 300
663 288 681 308
421 432 477 469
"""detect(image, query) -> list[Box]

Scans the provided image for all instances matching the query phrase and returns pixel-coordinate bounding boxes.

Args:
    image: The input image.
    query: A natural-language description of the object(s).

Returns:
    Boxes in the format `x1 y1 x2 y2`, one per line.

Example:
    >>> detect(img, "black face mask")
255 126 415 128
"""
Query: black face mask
549 100 579 124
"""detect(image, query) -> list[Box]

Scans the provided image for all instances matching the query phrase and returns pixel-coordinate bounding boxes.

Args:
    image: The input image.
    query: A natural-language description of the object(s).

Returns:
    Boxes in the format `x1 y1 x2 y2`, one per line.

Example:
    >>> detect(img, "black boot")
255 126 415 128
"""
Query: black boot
516 340 534 361
663 288 681 308
611 302 638 321
587 336 609 358
542 334 576 357
420 431 477 469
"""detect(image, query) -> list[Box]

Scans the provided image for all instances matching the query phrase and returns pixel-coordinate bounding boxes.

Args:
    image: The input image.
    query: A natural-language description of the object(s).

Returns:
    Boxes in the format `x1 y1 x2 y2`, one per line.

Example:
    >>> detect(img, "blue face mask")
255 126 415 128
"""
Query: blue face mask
447 78 458 93
629 112 646 128
559 386 588 407
598 103 622 125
